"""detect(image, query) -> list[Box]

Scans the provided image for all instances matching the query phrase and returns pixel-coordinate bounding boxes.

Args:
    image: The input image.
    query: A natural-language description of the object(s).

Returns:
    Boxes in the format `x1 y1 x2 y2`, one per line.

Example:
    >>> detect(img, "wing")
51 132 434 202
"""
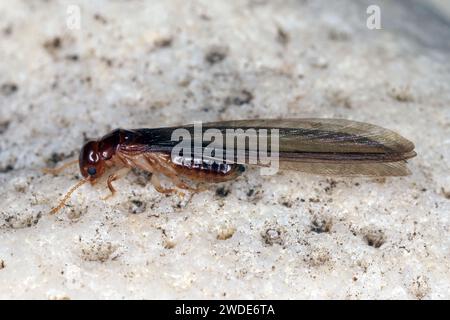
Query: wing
278 160 411 177
130 119 416 176
200 118 414 154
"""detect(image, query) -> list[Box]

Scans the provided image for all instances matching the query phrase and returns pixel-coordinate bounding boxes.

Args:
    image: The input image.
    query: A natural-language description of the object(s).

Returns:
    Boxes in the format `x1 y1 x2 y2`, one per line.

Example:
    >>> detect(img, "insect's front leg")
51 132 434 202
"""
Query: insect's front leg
102 167 131 200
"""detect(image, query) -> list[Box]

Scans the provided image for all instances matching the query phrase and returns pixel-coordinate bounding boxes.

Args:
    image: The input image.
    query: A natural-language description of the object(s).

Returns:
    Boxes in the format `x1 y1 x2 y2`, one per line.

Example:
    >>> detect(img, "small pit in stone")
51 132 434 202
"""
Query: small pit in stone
364 229 386 248
81 241 118 262
388 86 414 102
310 217 332 233
305 248 332 267
131 168 152 187
129 199 146 214
65 206 85 221
262 228 284 246
0 164 14 173
226 90 253 106
163 239 176 249
217 227 236 240
215 186 230 198
409 275 430 300
3 211 42 229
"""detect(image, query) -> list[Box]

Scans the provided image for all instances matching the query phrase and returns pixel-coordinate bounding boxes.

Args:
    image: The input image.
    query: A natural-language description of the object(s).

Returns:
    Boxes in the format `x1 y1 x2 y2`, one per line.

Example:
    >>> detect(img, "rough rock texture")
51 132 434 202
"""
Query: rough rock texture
0 0 449 299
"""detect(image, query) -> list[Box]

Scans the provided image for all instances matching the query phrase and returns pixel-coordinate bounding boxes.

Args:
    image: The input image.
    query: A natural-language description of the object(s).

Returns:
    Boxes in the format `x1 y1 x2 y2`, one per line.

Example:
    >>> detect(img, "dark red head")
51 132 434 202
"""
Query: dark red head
79 140 105 181
79 129 124 181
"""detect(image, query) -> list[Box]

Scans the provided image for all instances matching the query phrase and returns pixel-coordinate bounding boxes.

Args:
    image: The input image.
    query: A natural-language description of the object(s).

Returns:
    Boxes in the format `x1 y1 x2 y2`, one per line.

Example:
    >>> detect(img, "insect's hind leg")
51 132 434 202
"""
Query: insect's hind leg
169 174 199 192
173 177 205 192
153 159 203 192
144 153 203 193
150 174 177 194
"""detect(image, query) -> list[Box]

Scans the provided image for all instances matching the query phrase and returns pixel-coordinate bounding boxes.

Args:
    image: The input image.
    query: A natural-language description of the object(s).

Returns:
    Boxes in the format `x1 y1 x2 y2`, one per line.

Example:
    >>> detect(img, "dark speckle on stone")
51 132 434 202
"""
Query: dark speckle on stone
216 186 230 197
364 230 386 248
46 151 75 167
93 13 108 24
65 54 79 61
129 199 146 214
0 164 14 173
101 57 114 67
1 83 18 96
262 228 284 246
328 29 350 41
199 13 211 21
154 37 173 48
276 26 290 46
310 217 332 233
441 187 450 200
205 47 227 64
3 25 13 36
281 201 292 208
0 120 11 134
82 76 92 84
43 37 62 53
324 179 337 194
226 90 253 106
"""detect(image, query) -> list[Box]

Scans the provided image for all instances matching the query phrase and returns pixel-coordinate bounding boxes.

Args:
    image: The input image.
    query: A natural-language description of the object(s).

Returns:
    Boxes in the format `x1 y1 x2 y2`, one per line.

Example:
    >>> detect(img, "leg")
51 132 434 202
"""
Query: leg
102 167 131 200
150 174 176 194
173 177 204 192
42 159 78 175
160 167 204 192
116 153 177 195
146 154 198 192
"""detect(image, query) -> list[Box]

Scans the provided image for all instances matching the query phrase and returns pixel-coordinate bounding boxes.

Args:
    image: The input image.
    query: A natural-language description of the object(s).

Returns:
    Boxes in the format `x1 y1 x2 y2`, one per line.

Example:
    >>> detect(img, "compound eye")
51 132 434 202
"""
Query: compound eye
87 167 97 176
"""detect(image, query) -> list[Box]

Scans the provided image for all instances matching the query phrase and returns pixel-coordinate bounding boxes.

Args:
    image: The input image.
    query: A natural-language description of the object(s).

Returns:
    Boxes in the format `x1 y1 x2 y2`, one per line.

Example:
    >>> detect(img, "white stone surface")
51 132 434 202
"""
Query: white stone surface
0 0 449 299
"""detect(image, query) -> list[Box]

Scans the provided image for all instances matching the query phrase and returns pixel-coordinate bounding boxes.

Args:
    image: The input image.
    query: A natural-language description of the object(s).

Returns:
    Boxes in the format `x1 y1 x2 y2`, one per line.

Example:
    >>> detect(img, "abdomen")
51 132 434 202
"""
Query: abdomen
171 157 245 182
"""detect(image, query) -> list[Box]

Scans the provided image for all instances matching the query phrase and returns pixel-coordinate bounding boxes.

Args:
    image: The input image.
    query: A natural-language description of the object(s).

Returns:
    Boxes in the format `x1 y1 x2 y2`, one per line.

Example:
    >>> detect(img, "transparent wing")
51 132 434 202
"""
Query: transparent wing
200 118 415 154
278 160 411 177
134 118 416 176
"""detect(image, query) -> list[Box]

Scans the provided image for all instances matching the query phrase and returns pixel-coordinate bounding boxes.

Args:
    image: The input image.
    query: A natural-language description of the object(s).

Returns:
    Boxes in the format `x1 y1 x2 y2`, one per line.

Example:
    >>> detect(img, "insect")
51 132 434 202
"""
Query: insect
45 119 416 214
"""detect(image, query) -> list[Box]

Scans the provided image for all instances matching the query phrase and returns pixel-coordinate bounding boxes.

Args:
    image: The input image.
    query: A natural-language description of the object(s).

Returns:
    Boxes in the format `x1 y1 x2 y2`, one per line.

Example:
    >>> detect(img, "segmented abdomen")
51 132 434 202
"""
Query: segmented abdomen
171 157 245 181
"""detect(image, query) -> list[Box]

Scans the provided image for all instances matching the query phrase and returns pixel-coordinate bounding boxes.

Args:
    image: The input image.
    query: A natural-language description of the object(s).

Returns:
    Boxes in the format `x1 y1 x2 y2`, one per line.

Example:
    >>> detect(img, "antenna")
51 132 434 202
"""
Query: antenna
49 178 88 215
